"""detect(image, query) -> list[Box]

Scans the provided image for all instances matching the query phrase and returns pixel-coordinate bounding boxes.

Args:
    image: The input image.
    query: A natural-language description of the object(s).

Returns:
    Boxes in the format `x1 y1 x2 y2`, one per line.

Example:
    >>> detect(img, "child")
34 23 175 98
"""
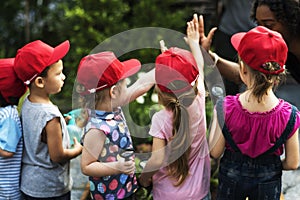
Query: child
13 40 83 199
138 14 211 200
77 51 155 199
0 58 27 199
209 26 300 200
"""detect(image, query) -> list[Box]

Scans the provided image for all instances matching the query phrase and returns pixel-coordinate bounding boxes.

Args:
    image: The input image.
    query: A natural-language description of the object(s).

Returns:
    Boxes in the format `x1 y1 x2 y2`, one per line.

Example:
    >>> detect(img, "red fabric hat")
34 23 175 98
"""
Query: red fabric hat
155 47 199 94
0 58 27 104
231 26 288 75
14 40 70 85
76 51 141 95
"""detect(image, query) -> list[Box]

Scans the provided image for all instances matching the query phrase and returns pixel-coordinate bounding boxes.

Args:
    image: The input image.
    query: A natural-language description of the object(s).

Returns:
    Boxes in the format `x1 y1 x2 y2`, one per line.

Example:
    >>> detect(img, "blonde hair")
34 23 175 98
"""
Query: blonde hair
76 81 123 127
156 80 198 186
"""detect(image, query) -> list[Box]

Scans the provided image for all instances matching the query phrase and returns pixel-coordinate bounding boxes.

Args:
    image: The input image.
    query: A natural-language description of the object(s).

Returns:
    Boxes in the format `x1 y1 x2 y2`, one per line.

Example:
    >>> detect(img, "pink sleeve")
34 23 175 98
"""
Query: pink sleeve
149 110 172 140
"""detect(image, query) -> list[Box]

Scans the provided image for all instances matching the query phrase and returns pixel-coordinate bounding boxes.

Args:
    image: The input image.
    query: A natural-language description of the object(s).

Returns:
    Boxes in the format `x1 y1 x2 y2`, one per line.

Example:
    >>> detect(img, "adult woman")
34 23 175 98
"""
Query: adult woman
200 0 300 108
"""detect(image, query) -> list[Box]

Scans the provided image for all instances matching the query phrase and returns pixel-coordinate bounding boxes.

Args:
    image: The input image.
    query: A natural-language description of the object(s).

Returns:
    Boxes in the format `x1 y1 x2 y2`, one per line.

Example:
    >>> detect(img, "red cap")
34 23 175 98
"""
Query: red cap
231 26 288 75
76 51 141 95
155 47 199 94
14 40 70 85
0 58 27 104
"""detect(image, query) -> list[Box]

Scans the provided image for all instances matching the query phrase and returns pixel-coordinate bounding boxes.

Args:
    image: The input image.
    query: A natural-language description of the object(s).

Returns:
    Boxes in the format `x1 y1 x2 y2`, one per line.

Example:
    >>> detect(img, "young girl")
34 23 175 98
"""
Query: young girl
13 40 83 199
0 58 27 199
209 26 300 200
77 51 155 199
138 14 211 200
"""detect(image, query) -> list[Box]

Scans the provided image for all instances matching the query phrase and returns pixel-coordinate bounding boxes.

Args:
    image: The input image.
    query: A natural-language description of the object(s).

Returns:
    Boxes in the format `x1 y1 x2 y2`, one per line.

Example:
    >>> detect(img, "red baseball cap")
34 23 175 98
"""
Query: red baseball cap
14 40 70 85
155 47 199 94
76 51 141 95
231 26 288 75
0 58 27 105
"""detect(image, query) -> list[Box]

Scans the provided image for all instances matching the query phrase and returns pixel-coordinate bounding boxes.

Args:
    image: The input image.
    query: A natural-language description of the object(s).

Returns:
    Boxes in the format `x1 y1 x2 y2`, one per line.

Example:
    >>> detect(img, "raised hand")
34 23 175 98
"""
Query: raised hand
198 15 217 51
186 14 200 44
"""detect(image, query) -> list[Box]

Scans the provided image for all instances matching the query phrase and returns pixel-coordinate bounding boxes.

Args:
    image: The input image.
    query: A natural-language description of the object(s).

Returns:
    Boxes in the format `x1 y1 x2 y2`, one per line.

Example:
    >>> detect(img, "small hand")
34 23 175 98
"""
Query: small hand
186 14 200 44
118 160 135 175
138 175 152 187
198 15 217 51
73 137 83 154
160 40 168 53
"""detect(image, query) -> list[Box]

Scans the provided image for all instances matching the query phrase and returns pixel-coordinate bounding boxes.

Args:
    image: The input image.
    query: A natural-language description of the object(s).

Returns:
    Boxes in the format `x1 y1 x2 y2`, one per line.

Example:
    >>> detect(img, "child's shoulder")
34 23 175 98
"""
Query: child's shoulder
0 105 19 118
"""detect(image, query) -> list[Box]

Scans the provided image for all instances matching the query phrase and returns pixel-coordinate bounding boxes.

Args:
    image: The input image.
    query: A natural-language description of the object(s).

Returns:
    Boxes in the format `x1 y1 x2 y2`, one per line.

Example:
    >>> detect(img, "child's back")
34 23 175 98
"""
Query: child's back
0 58 27 199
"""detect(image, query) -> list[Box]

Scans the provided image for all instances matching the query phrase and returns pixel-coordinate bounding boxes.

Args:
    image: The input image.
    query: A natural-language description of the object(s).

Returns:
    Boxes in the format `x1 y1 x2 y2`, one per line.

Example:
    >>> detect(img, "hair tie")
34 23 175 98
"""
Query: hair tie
175 99 180 107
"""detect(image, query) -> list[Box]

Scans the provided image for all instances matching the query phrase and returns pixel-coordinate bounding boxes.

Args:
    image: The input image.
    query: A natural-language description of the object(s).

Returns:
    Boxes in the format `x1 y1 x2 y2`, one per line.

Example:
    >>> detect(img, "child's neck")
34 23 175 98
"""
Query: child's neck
28 91 52 104
239 89 279 113
95 101 113 112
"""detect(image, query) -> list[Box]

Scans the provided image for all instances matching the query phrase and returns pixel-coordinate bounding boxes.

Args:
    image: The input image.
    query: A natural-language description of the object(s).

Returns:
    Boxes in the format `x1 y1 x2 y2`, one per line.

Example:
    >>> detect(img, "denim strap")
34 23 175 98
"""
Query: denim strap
216 97 241 152
262 105 297 155
216 97 298 155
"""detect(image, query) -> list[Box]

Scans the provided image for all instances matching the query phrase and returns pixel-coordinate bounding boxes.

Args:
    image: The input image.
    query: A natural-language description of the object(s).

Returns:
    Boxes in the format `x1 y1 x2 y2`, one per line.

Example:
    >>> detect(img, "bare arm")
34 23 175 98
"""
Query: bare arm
209 109 225 158
139 137 166 187
81 128 135 177
120 68 155 106
282 129 299 170
46 117 82 163
0 148 14 158
198 14 242 84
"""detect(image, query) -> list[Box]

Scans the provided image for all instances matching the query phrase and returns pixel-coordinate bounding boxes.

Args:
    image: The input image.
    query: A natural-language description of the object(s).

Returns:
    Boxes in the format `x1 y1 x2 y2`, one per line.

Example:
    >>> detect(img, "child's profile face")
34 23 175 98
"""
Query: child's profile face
43 60 66 95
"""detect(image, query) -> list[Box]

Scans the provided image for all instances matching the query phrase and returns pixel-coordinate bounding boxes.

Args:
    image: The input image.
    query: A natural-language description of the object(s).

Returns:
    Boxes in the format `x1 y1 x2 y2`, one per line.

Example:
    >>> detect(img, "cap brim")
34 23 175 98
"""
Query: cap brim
120 59 141 79
48 40 70 66
231 32 246 51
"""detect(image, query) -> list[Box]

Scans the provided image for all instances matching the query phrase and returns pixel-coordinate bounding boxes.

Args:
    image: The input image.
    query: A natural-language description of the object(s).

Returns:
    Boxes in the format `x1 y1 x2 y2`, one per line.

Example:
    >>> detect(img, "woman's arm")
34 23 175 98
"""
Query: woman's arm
81 128 135 177
282 129 299 170
198 14 242 84
139 137 166 187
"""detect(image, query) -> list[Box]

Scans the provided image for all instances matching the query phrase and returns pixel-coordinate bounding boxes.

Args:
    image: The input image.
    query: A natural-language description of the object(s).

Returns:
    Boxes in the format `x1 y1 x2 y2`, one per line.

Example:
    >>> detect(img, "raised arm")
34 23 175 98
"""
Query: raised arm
198 14 242 84
186 14 204 79
119 68 155 106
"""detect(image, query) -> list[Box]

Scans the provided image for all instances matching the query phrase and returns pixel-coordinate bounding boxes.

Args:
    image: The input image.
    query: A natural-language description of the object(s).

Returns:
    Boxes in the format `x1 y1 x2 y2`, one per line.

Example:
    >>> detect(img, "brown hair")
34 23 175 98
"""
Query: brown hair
240 58 285 103
156 79 198 186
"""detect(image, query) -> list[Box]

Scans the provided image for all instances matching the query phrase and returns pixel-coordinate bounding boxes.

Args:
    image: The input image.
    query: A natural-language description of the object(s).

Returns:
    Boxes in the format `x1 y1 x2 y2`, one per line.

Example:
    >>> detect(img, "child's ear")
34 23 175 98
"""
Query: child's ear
109 85 117 98
34 77 45 88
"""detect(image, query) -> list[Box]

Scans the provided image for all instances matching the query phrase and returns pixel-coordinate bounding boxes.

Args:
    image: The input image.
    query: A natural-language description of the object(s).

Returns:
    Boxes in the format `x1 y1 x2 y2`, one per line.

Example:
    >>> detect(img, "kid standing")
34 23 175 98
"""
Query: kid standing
0 58 27 199
13 40 82 199
210 26 300 200
77 51 155 199
138 14 211 200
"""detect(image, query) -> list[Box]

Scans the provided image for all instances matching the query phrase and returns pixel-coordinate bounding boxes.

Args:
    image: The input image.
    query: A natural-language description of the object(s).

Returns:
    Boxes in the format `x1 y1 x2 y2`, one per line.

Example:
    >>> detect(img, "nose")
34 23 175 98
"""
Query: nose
62 73 66 80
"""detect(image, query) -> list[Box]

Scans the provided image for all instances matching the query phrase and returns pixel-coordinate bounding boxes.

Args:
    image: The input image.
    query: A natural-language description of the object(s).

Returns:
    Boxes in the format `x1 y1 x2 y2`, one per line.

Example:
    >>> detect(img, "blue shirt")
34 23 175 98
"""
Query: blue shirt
0 105 22 199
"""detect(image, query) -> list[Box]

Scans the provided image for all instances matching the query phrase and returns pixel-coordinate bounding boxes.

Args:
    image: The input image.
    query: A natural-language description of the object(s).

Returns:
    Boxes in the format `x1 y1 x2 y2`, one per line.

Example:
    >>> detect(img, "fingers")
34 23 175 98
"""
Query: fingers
198 15 205 38
205 27 218 43
122 160 135 174
160 40 168 53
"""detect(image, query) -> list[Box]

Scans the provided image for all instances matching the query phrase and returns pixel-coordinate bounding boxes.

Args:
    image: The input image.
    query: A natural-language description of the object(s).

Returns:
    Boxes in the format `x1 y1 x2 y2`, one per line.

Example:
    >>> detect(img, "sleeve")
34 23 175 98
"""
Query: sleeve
149 112 169 140
0 117 22 153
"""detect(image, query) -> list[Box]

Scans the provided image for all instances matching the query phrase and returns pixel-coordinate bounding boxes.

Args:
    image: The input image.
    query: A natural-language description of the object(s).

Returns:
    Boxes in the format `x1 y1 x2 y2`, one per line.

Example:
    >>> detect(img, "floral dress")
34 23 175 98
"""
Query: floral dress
83 107 138 200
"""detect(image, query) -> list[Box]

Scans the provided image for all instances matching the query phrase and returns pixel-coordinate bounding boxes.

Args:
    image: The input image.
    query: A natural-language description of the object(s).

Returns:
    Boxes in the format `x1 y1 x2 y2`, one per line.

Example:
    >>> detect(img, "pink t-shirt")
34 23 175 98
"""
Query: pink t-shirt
149 91 210 199
223 95 300 158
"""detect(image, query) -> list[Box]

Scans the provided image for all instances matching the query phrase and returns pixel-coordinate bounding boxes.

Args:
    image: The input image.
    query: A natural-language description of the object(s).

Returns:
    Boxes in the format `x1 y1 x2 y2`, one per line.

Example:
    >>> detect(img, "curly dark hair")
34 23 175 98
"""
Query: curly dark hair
251 0 300 37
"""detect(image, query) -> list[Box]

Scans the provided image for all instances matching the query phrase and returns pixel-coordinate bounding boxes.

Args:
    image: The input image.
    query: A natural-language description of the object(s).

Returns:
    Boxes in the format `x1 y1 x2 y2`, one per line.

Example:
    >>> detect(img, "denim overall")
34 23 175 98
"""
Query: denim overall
216 98 297 200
